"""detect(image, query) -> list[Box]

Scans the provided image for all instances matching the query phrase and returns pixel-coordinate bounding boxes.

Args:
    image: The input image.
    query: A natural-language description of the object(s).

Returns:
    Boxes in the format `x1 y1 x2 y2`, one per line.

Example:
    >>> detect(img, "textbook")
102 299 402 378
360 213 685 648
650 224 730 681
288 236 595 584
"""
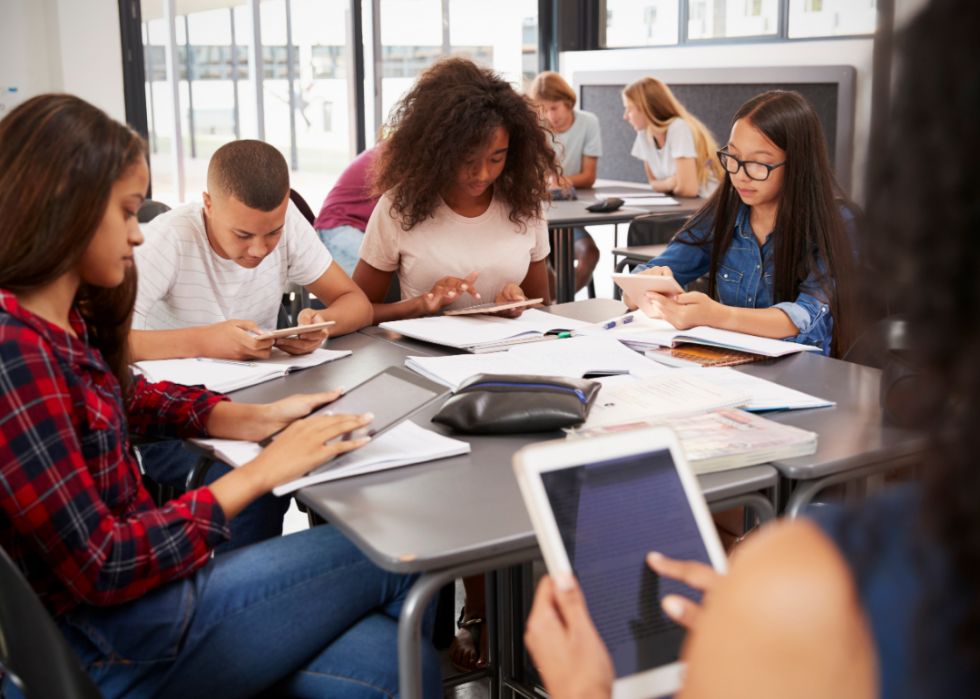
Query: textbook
405 336 668 390
134 347 352 393
573 311 819 357
379 308 595 351
193 421 470 495
567 408 817 475
628 366 835 412
575 372 750 430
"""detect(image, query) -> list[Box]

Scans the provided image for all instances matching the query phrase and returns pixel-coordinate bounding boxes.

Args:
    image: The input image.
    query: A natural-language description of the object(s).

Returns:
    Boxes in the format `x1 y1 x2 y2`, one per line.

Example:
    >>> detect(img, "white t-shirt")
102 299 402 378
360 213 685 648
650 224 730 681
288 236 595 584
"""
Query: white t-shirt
631 118 719 198
134 199 333 333
359 193 550 312
552 110 602 177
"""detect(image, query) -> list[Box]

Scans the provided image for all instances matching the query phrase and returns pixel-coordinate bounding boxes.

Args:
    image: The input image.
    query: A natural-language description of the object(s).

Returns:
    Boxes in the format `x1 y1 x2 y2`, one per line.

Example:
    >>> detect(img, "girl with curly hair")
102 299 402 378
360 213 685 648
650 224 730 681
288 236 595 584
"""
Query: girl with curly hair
352 56 561 323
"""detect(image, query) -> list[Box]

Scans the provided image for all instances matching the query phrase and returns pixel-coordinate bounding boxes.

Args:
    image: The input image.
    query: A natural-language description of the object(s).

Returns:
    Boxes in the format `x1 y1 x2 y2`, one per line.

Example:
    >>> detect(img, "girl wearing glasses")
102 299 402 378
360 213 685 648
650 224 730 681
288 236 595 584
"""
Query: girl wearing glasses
622 77 724 199
622 90 857 357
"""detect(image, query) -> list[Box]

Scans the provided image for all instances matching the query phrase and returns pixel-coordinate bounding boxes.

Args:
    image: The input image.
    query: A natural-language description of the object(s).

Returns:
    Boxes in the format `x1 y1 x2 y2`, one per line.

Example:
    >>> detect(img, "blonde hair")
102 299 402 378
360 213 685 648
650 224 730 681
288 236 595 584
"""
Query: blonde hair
529 71 577 110
623 77 724 188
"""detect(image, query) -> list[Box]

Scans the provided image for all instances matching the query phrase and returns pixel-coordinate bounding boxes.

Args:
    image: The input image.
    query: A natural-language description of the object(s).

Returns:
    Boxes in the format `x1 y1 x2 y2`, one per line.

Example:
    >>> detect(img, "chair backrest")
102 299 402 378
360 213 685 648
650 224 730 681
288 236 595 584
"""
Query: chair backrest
137 199 171 224
843 315 909 370
626 213 692 247
289 189 317 226
0 547 103 699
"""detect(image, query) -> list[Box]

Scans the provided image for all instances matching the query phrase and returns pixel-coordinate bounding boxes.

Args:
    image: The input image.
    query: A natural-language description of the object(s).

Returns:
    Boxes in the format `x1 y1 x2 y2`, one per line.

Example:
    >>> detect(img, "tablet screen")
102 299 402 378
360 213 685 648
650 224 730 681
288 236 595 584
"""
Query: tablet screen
540 448 711 678
310 371 440 437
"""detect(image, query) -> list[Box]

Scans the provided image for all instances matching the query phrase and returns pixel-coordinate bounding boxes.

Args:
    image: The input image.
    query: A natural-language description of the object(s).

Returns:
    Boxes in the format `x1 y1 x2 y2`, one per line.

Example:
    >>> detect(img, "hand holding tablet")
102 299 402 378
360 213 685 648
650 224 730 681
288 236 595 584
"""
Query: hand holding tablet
252 321 335 341
612 271 684 319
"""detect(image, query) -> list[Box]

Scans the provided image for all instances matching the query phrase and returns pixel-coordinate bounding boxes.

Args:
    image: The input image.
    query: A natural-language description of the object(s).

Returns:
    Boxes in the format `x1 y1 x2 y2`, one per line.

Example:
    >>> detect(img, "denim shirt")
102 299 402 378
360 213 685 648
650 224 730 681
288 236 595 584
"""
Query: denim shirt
634 203 854 356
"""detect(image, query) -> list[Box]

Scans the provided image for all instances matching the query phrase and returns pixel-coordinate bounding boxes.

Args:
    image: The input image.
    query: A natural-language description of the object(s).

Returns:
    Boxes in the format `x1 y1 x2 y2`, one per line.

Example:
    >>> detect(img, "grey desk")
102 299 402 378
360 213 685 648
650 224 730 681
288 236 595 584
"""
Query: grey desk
546 185 702 304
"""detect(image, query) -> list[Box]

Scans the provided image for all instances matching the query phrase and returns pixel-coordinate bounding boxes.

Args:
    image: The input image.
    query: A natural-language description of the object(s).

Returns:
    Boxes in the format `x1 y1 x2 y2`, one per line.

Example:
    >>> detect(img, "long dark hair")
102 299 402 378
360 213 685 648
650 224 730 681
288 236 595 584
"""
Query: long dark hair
0 94 147 392
373 56 561 231
680 91 856 358
867 0 980 686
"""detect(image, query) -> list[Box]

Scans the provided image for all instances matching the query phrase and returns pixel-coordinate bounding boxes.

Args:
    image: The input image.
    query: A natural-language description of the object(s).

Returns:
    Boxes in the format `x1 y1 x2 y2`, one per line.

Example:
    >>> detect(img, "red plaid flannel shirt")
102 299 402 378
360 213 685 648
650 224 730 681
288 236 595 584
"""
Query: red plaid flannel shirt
0 290 231 616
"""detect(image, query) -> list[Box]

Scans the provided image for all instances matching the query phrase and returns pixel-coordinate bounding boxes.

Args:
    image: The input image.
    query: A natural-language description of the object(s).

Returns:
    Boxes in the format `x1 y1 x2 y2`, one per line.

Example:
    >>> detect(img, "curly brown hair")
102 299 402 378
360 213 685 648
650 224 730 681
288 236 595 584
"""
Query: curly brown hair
372 56 561 231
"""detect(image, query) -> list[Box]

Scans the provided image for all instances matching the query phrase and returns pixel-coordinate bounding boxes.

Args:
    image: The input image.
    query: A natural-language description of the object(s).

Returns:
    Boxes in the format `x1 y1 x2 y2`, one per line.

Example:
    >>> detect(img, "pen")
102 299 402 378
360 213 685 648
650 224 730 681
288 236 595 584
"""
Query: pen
196 357 257 367
557 332 572 338
600 315 635 330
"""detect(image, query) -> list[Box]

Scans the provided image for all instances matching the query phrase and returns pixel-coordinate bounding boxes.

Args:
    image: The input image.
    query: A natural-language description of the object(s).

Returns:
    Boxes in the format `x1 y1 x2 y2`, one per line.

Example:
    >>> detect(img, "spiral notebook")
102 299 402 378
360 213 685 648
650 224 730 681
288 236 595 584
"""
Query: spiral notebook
574 373 750 430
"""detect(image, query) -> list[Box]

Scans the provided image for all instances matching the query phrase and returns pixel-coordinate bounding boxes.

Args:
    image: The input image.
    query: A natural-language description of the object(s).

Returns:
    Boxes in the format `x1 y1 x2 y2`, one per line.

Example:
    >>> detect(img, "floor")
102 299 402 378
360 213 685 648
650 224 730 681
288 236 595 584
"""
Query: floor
283 503 490 699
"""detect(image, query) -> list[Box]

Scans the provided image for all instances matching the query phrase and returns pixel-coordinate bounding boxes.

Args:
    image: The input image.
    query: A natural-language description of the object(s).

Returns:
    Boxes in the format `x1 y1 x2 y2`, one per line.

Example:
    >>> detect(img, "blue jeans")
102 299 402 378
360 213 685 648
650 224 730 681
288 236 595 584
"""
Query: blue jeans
138 440 291 555
318 225 365 277
54 525 441 699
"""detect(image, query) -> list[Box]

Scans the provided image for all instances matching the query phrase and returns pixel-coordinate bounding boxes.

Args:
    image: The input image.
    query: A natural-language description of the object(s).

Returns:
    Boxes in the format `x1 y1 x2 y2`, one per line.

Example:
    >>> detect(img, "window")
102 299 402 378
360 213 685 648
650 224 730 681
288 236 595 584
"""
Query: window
688 0 778 40
311 46 345 79
789 0 876 38
604 0 679 47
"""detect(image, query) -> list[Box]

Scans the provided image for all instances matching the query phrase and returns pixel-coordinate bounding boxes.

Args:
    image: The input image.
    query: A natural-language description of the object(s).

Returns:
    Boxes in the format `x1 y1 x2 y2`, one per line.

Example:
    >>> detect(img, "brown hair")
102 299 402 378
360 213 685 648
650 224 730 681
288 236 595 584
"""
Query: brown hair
0 94 147 391
623 77 725 189
373 56 561 230
679 90 856 358
529 71 577 110
208 139 290 211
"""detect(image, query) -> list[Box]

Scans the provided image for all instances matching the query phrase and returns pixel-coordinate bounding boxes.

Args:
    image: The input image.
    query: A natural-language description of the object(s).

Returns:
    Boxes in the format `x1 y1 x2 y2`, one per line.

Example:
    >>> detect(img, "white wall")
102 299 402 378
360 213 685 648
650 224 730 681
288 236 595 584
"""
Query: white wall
0 0 126 122
559 37 875 204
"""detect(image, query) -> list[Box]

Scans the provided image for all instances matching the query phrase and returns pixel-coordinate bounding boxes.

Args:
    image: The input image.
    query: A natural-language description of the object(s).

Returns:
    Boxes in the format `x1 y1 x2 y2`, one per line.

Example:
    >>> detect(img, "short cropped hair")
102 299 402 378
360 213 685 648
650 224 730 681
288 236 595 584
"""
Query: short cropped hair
529 71 576 110
207 140 290 212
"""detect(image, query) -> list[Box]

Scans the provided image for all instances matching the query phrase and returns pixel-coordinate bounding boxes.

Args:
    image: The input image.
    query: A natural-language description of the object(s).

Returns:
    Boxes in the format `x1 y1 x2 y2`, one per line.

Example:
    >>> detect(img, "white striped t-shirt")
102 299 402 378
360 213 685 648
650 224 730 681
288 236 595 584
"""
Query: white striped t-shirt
133 199 333 333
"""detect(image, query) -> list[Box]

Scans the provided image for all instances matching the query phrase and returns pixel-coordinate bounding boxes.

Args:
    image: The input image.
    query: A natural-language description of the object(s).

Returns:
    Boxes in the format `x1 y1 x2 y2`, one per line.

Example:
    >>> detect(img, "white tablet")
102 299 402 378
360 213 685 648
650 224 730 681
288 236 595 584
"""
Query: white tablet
611 273 684 317
443 298 544 316
253 321 335 341
513 427 727 699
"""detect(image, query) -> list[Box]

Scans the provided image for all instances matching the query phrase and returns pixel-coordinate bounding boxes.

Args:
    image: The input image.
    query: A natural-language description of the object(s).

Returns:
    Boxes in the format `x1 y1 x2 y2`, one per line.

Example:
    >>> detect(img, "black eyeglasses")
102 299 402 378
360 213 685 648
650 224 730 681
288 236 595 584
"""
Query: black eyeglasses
716 150 785 182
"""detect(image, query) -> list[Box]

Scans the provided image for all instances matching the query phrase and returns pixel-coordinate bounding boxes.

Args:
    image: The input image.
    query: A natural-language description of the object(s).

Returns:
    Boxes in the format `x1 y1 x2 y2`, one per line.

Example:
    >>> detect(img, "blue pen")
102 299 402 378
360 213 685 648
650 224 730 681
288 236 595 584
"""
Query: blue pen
601 314 636 330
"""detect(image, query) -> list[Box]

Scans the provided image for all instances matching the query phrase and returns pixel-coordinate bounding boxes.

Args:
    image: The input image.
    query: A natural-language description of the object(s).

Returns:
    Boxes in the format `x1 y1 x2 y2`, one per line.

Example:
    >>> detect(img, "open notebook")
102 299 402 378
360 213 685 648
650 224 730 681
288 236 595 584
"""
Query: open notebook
405 336 667 391
379 308 594 351
134 348 352 393
573 311 819 357
194 421 470 496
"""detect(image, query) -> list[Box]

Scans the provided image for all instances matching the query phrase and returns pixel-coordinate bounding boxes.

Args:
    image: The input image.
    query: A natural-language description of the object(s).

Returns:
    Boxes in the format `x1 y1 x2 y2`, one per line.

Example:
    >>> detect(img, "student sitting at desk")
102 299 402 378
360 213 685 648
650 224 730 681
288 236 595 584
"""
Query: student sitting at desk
352 56 559 324
529 71 603 296
526 4 980 696
0 94 442 699
622 90 857 358
622 77 723 199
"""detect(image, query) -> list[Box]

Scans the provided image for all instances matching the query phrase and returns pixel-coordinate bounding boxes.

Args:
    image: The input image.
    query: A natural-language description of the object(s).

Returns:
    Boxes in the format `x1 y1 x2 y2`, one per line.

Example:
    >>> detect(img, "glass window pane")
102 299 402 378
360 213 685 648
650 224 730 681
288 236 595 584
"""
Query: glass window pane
788 0 877 38
687 0 778 40
603 0 679 48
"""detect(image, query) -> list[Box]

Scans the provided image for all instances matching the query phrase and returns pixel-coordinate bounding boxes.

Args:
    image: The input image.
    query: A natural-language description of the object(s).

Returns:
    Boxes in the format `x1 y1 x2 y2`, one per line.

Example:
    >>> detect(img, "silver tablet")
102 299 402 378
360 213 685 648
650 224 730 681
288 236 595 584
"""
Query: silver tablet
513 427 727 699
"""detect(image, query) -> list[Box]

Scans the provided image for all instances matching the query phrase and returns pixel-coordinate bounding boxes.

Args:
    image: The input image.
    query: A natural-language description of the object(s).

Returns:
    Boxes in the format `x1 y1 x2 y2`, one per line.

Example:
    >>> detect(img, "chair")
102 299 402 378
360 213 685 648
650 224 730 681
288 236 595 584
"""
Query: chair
610 212 690 299
843 315 910 370
137 199 171 224
0 547 104 699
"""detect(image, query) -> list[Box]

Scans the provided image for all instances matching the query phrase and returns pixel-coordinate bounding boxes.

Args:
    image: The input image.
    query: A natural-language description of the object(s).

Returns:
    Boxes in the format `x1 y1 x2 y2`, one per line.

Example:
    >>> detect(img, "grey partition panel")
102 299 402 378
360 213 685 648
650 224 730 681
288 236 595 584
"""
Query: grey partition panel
575 66 856 192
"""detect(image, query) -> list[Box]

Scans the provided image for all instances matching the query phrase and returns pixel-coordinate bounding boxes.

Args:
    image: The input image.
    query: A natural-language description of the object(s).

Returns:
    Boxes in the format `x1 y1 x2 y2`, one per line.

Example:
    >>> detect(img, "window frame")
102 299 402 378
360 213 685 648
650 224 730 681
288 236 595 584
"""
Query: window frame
600 0 877 50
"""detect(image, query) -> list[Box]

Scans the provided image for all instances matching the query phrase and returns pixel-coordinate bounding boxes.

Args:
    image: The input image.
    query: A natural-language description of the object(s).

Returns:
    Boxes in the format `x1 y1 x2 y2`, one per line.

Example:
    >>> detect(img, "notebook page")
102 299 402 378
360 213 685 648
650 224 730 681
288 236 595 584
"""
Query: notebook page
406 354 567 390
134 358 284 393
381 309 593 348
256 347 353 371
508 336 670 377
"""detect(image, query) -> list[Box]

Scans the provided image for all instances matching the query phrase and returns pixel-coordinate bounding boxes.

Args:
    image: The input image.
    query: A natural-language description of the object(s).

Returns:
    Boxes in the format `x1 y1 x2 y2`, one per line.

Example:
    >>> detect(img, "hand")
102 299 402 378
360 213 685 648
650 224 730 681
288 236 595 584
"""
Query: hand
526 573 614 699
249 411 374 489
201 319 275 360
647 290 724 330
488 283 528 318
646 552 722 631
259 388 345 440
417 271 481 316
622 266 673 311
274 308 332 355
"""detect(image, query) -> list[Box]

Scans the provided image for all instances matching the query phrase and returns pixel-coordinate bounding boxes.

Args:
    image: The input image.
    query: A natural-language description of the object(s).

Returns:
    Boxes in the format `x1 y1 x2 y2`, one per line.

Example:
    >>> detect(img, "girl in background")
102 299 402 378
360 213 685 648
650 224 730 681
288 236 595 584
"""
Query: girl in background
623 77 724 199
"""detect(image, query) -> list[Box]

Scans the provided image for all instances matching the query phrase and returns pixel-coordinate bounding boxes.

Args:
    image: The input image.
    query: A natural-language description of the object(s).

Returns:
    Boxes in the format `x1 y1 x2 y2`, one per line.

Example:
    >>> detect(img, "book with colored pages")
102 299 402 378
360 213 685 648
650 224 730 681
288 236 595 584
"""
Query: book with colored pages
645 344 767 368
566 408 817 475
134 347 352 393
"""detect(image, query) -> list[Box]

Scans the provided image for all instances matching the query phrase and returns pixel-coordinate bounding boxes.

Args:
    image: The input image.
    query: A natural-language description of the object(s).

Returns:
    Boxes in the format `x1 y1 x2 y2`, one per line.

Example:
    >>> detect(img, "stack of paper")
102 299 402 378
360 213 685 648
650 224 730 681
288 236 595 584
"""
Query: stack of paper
569 408 818 475
405 337 669 391
194 421 470 495
629 366 834 412
135 347 352 393
574 312 818 357
380 309 594 351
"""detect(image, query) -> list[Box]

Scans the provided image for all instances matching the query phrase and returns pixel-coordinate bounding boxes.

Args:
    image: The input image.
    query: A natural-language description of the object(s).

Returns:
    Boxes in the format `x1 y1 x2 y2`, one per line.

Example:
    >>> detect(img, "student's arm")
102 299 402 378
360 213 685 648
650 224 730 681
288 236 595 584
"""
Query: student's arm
270 262 373 355
564 156 598 189
130 322 275 362
671 157 700 198
648 288 799 339
644 162 678 194
352 259 481 324
491 259 551 319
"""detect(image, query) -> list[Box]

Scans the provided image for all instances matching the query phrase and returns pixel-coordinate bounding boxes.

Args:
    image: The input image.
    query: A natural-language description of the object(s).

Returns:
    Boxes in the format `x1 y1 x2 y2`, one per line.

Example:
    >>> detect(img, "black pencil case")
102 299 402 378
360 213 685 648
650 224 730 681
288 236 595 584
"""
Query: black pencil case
431 374 601 434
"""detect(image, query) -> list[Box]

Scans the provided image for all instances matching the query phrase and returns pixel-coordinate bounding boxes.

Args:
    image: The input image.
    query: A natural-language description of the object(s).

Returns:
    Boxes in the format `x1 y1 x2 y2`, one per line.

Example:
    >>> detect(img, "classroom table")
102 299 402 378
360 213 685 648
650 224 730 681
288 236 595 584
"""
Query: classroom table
546 182 703 304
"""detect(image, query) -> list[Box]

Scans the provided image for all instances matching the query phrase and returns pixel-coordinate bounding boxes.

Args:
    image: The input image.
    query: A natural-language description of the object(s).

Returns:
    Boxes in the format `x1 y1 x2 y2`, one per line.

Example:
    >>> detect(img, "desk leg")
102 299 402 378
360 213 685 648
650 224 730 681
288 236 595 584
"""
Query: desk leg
397 548 540 699
553 227 576 304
